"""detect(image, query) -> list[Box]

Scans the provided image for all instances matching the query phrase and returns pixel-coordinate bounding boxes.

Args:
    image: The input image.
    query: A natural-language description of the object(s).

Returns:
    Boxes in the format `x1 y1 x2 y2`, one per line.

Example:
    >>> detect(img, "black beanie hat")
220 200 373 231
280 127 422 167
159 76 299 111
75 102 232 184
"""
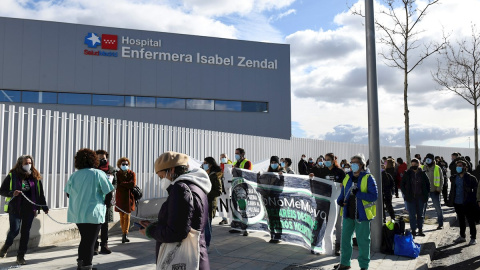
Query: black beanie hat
270 156 280 164
426 153 434 159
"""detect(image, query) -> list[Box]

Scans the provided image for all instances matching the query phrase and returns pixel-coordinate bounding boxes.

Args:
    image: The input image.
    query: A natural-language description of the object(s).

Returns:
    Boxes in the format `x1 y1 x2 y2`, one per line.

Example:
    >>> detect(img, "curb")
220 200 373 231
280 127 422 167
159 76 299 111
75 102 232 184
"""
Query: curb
415 212 457 270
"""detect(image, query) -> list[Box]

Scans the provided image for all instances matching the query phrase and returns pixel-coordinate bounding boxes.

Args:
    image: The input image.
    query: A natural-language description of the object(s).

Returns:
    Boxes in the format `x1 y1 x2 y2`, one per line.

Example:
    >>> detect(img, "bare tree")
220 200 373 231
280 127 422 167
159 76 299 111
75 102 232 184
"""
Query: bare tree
353 0 446 165
433 24 480 164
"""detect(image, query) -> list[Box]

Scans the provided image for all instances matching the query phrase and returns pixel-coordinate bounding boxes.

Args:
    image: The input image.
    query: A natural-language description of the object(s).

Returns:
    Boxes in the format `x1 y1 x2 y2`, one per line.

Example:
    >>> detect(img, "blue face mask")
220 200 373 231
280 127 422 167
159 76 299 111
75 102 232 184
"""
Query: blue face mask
456 167 463 173
280 162 285 167
202 164 209 170
271 163 279 170
121 165 129 171
221 158 227 164
324 161 332 168
235 154 241 161
426 158 433 164
351 163 360 173
318 162 323 166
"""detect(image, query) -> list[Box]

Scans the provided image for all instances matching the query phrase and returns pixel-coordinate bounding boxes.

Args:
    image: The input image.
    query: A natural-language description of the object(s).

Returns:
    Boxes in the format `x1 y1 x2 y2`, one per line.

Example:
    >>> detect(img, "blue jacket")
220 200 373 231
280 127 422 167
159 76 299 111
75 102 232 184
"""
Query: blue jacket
337 171 378 221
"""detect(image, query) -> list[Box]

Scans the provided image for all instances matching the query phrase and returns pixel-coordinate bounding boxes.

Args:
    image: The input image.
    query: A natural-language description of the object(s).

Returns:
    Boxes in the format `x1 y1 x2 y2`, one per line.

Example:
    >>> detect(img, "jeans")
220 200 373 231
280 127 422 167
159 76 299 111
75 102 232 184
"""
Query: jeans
406 197 426 232
423 192 444 226
454 203 477 239
340 218 371 269
205 218 212 247
5 211 35 255
77 223 102 266
402 191 408 211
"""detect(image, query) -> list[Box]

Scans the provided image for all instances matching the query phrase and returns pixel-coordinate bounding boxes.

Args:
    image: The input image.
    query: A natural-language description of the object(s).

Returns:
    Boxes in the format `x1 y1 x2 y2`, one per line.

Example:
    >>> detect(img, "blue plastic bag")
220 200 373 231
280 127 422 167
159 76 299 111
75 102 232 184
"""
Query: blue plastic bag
394 232 421 258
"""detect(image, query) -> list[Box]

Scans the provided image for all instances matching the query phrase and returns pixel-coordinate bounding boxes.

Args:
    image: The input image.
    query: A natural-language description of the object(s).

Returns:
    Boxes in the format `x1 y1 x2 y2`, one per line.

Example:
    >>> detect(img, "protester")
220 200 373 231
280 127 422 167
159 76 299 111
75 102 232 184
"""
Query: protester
203 157 222 249
449 152 461 178
415 154 423 165
335 153 378 270
396 157 408 211
401 159 430 238
422 153 444 230
115 157 136 244
0 155 49 265
319 153 345 256
385 158 396 196
280 158 285 167
140 151 211 269
233 148 252 170
343 162 351 173
94 150 117 255
218 153 232 225
382 164 395 221
266 156 284 243
308 156 325 178
340 159 348 169
450 160 478 245
65 148 114 270
307 157 315 171
268 156 285 173
298 154 309 175
436 156 449 205
465 156 474 173
284 158 295 174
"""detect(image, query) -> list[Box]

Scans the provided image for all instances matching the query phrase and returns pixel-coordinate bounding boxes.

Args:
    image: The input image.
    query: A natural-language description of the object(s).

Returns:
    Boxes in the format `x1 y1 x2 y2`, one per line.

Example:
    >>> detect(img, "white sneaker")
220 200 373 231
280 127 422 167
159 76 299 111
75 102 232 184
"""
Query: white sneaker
454 236 466 243
469 239 477 245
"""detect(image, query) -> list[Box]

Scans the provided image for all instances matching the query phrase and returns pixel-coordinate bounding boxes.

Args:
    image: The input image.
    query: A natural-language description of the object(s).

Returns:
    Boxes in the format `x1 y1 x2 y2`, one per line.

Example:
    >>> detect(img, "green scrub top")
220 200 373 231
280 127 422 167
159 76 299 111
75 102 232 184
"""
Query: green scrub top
65 168 114 224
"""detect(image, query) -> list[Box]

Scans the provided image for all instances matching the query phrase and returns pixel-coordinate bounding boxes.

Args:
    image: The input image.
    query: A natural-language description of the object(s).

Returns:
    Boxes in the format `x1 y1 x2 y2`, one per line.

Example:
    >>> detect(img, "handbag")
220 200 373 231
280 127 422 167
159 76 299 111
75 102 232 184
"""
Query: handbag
131 185 143 202
156 184 201 270
394 232 421 258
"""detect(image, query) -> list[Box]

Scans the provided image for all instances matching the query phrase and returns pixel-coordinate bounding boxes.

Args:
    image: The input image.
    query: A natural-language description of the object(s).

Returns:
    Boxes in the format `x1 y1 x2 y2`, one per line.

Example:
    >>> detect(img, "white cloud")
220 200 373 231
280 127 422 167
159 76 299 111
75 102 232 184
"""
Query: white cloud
269 9 296 22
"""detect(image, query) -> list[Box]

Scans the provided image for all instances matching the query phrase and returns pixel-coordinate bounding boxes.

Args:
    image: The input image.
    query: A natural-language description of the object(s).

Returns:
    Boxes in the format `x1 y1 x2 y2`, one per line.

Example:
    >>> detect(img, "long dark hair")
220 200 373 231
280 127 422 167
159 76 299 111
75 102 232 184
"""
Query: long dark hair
204 157 221 173
10 155 42 180
325 153 341 169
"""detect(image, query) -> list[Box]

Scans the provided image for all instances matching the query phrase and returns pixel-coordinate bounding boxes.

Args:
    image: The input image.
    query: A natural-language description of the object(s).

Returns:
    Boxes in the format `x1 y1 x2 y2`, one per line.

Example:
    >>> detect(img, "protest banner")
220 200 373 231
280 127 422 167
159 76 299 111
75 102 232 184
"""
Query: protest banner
221 167 341 255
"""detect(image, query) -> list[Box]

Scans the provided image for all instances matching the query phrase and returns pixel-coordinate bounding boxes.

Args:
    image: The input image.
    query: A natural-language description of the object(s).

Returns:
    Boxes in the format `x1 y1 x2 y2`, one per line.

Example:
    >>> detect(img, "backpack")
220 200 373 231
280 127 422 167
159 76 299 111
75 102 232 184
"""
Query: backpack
381 224 395 254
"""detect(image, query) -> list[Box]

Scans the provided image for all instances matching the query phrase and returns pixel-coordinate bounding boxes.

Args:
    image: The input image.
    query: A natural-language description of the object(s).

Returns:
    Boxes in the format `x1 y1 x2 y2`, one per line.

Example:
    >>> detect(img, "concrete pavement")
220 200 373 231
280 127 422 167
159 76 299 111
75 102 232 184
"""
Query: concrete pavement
0 195 458 270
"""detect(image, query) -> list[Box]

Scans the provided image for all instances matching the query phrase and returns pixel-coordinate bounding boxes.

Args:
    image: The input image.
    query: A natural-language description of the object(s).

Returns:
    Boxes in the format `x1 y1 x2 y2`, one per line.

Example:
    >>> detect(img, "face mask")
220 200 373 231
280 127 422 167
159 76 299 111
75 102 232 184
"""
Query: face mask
309 160 313 163
341 164 344 168
324 161 332 168
302 158 307 161
270 163 279 170
161 171 171 191
23 164 31 172
426 158 432 164
456 167 463 173
121 165 129 171
221 158 227 164
318 162 323 166
344 168 351 173
351 163 360 173
202 164 209 170
99 159 107 166
411 166 418 170
235 154 241 161
280 162 285 167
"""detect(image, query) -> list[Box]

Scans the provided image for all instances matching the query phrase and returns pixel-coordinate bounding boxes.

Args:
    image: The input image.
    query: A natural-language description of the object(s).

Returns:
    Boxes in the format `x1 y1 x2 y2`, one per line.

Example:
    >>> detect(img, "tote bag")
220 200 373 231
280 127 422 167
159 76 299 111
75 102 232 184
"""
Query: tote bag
157 184 201 270
394 232 421 258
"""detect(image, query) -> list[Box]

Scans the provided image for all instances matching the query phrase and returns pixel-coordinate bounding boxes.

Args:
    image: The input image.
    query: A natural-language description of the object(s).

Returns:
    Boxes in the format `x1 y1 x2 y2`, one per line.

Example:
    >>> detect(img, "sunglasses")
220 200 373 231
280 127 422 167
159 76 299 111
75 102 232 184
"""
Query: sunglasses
121 163 129 166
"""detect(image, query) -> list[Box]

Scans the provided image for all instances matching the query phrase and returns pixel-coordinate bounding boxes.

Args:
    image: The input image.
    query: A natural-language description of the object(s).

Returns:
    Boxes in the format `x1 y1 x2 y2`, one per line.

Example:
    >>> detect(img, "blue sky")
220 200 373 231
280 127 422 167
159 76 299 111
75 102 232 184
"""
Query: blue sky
2 0 480 148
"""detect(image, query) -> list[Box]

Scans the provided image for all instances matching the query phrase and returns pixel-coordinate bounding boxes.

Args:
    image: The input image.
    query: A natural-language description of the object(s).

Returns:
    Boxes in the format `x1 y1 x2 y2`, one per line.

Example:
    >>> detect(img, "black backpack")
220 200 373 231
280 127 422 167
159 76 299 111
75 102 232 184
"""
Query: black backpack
381 224 395 254
394 217 406 235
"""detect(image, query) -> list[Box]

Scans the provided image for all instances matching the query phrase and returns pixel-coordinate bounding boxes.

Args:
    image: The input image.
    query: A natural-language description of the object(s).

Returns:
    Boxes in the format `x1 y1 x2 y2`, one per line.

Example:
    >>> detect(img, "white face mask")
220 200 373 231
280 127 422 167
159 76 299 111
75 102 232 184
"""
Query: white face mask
160 171 171 191
344 168 351 173
23 164 31 173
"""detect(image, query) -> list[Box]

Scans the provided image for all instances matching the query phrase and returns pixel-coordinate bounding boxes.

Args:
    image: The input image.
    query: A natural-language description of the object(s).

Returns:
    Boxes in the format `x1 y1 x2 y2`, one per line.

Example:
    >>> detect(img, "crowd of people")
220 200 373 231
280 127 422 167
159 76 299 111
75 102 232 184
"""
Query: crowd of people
1 148 480 270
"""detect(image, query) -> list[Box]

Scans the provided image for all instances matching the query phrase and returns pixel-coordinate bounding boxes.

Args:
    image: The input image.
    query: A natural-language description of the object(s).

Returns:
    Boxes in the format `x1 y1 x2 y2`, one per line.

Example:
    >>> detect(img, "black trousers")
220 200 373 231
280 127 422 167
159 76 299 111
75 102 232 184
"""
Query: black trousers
77 223 101 266
383 195 395 220
454 203 477 239
442 181 449 204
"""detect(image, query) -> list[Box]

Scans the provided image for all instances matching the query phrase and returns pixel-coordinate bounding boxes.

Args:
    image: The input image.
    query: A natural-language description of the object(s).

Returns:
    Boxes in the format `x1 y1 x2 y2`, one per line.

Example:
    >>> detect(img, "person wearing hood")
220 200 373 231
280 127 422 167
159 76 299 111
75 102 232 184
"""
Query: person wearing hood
298 154 309 175
140 152 211 269
335 153 378 270
114 157 136 244
421 153 444 230
94 150 117 255
0 155 49 265
318 153 345 256
203 157 223 249
401 159 430 238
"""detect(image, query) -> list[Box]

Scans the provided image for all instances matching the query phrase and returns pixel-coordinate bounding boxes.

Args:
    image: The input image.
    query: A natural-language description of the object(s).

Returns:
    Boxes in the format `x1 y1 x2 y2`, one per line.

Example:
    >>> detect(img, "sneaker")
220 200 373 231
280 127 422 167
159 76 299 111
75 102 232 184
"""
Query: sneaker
417 230 426 237
219 219 228 225
454 236 467 243
243 231 249 236
229 229 240 233
469 239 477 245
269 239 280 244
437 226 444 230
16 255 26 265
333 264 351 270
0 245 8 258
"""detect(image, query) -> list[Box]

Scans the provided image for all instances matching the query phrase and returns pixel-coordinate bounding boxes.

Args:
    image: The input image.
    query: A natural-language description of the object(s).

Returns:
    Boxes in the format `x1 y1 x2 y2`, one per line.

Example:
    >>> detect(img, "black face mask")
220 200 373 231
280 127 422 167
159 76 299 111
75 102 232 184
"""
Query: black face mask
99 159 107 166
411 166 418 170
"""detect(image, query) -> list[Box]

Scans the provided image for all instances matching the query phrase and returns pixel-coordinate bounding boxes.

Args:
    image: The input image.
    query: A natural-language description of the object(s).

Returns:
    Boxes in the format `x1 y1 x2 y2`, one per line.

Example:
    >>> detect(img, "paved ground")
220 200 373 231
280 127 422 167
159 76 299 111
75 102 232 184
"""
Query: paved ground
430 218 480 269
0 195 459 270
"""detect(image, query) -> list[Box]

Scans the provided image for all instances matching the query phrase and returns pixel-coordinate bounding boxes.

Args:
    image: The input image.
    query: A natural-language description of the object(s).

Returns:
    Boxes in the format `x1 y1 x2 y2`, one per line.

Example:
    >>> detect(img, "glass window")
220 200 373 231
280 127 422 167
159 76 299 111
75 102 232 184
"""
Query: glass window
135 96 155 108
93 94 124 107
125 96 135 107
22 91 57 104
215 100 241 111
0 90 21 102
58 93 92 105
157 98 185 109
186 99 214 110
242 101 268 112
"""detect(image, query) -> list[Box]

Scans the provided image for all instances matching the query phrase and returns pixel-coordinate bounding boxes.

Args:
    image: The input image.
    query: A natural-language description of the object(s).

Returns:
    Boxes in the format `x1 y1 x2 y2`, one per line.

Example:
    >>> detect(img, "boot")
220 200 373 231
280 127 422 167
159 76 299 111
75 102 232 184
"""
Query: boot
77 259 84 270
0 244 9 258
93 241 99 255
16 254 26 265
122 233 130 243
334 243 341 256
100 243 112 254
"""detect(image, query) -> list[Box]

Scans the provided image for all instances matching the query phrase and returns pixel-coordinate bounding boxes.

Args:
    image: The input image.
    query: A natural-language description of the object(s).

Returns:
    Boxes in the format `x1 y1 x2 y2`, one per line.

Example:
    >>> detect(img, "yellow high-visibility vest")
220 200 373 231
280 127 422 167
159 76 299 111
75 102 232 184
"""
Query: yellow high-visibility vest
421 165 441 187
340 173 376 220
233 159 250 169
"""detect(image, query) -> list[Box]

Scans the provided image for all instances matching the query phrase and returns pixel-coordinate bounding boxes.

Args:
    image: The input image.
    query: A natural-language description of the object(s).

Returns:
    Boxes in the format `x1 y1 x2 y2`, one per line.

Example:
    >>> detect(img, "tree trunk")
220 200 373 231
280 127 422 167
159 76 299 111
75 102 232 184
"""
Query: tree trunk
404 69 411 166
475 99 478 169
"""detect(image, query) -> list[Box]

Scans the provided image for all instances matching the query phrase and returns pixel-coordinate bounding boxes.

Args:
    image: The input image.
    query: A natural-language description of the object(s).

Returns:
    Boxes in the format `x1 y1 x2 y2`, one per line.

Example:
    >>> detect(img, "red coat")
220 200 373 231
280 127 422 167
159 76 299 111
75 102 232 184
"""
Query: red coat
396 162 408 188
115 170 136 213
